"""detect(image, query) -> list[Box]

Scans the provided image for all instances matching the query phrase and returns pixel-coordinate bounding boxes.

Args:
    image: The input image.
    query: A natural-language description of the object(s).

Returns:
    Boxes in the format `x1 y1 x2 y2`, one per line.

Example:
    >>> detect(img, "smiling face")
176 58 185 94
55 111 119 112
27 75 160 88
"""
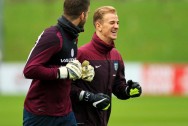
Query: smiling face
96 13 119 44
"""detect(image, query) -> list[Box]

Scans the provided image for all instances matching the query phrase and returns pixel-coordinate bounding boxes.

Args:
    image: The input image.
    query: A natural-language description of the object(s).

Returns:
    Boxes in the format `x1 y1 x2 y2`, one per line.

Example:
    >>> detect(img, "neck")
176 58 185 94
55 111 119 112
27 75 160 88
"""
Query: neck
64 15 80 27
96 31 113 45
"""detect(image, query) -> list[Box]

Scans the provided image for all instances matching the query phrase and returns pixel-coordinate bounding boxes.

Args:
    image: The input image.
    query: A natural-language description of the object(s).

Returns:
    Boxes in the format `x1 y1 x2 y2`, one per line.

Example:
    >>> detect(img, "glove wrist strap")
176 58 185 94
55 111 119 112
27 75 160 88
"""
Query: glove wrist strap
125 86 129 96
58 67 68 79
79 90 85 101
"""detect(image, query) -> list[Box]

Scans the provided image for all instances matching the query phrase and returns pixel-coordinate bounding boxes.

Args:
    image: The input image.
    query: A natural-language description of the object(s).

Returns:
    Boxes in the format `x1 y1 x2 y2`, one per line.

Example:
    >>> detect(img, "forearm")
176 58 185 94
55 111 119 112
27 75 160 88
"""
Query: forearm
113 84 130 100
23 64 59 80
71 82 83 102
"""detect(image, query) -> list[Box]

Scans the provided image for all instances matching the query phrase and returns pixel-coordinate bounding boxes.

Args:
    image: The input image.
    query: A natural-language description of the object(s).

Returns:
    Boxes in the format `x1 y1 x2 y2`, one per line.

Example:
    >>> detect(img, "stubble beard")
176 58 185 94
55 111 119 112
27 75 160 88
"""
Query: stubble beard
78 17 86 30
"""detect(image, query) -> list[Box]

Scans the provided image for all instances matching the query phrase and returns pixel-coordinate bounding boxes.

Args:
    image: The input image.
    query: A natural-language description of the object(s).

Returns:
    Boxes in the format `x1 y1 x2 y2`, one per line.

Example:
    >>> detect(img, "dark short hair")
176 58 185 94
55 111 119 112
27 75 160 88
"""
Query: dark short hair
64 0 90 20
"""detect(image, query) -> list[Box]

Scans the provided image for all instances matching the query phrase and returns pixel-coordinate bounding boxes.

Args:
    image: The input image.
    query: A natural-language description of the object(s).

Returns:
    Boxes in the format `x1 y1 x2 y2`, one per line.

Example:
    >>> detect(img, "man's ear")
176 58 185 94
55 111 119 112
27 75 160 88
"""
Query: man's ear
96 21 102 32
80 12 85 20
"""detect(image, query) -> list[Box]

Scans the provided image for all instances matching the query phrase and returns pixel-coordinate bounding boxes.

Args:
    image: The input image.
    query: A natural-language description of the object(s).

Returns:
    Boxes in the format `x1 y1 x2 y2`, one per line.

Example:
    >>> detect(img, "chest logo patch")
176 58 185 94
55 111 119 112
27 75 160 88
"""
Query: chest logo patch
71 48 74 57
114 62 118 71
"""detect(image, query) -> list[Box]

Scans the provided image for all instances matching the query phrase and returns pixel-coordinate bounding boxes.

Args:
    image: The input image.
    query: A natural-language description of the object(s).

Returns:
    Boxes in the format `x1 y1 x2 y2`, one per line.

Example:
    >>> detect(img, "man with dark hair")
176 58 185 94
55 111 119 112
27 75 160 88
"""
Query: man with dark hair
71 6 142 126
23 0 91 126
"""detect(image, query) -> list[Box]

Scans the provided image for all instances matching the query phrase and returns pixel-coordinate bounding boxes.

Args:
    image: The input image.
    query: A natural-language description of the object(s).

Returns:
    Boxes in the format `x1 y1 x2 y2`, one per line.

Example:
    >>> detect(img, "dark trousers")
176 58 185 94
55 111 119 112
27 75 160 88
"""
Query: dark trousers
23 109 77 126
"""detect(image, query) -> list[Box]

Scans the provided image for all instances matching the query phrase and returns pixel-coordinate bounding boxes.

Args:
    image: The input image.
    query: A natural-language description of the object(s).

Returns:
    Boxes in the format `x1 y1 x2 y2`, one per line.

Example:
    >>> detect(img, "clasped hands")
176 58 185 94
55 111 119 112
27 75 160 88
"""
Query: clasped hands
58 60 94 81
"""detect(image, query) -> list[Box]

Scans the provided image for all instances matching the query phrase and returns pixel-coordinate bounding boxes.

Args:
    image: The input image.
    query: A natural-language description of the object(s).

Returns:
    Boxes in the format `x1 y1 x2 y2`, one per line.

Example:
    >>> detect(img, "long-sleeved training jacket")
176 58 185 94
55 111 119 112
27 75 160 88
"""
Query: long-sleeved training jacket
23 16 83 116
71 32 130 126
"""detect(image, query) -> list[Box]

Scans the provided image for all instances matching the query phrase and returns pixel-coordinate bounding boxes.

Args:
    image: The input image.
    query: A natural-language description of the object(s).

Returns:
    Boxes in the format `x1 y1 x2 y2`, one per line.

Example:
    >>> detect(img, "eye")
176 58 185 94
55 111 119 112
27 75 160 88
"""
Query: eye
109 21 115 25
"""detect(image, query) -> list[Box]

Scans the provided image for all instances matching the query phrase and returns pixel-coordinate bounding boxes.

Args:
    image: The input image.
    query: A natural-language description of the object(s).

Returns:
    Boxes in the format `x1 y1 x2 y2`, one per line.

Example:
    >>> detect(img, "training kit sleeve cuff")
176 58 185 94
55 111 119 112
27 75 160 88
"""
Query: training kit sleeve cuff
58 67 68 79
79 90 85 101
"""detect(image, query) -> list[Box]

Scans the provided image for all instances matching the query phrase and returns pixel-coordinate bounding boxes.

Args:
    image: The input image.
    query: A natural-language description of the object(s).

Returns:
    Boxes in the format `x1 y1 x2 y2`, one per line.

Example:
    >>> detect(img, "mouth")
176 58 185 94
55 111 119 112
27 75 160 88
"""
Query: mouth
111 29 118 33
111 31 118 36
112 30 117 33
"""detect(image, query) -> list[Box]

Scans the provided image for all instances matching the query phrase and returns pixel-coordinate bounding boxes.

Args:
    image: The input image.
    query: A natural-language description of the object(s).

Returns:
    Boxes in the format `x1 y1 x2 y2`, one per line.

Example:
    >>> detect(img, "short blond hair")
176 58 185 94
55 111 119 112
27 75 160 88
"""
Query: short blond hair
93 6 117 27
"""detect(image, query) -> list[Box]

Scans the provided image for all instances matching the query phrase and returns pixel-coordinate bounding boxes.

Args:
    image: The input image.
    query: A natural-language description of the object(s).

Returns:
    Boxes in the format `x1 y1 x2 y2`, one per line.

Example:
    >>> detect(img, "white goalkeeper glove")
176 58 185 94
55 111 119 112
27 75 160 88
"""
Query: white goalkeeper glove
81 60 95 82
58 60 82 80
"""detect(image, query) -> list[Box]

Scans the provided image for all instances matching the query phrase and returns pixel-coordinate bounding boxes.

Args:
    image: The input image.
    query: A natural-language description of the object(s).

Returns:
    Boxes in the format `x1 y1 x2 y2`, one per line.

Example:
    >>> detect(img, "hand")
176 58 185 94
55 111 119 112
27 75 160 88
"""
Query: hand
58 60 82 80
79 91 110 111
125 80 142 98
81 60 95 82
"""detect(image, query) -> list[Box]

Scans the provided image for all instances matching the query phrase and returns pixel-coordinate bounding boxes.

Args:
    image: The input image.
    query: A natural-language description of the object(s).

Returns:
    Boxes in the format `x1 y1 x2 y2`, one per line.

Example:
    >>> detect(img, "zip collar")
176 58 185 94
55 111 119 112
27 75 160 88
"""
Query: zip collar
57 16 84 38
92 32 115 54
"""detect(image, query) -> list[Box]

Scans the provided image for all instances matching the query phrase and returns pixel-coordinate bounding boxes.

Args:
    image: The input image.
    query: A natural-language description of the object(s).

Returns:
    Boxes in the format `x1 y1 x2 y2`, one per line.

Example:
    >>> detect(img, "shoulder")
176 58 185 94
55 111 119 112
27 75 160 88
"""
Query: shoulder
42 26 62 44
111 48 121 56
78 42 92 53
111 48 123 60
77 42 93 61
43 26 59 36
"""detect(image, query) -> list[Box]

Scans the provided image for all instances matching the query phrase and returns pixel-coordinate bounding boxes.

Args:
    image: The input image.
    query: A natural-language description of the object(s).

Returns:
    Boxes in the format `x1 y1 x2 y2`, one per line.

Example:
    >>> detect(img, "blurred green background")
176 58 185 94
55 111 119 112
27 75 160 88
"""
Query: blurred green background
1 0 188 126
2 0 188 62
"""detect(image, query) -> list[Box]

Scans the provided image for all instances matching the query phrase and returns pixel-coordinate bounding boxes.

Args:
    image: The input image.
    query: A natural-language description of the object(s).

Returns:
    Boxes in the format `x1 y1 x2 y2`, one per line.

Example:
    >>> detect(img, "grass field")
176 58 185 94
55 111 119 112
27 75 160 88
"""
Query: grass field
3 0 188 62
0 95 188 126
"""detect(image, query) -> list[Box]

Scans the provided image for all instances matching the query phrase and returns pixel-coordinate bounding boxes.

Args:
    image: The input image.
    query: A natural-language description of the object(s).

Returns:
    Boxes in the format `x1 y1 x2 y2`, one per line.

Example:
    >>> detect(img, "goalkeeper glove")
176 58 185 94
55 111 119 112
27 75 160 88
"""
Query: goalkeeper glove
58 60 82 80
125 80 142 98
81 60 95 82
79 91 110 111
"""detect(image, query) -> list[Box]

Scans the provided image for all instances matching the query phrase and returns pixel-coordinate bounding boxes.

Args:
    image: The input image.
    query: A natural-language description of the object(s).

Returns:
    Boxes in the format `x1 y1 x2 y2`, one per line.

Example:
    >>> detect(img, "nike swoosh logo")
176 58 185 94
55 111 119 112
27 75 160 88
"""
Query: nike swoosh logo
95 65 101 68
93 98 106 107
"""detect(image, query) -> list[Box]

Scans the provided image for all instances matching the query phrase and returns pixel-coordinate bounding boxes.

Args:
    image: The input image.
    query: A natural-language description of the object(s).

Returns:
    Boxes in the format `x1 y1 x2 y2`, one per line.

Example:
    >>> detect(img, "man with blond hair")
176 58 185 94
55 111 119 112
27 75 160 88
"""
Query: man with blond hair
71 6 142 126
